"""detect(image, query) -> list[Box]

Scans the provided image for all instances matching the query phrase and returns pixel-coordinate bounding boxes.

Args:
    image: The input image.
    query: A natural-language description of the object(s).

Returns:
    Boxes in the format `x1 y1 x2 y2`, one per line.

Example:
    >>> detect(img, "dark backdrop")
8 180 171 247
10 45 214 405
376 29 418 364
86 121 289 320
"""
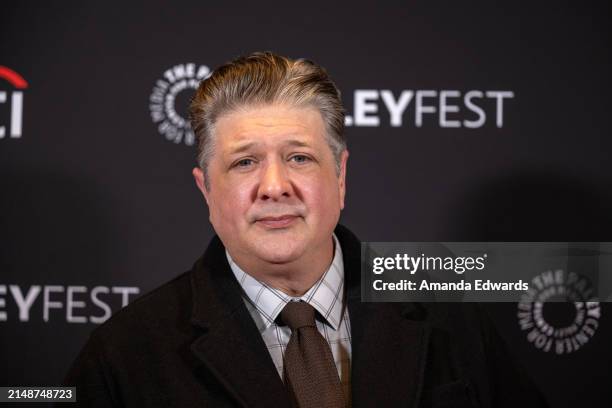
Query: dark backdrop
1 2 611 407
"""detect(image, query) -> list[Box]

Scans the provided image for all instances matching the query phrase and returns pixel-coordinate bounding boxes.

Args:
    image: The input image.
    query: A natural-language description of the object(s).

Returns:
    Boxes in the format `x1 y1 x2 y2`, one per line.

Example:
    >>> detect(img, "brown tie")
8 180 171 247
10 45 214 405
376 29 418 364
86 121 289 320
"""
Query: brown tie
281 301 345 408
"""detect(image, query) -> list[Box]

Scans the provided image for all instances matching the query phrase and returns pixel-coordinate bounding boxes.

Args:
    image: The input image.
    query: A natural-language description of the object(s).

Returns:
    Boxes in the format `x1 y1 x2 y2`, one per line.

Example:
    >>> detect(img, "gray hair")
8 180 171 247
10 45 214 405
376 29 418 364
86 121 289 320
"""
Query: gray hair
189 51 346 189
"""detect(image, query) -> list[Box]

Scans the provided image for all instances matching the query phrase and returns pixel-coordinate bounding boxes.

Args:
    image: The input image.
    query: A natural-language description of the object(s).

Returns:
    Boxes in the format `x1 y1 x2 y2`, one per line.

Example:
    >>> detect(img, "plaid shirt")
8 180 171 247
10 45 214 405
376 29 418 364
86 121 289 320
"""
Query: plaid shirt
226 234 352 402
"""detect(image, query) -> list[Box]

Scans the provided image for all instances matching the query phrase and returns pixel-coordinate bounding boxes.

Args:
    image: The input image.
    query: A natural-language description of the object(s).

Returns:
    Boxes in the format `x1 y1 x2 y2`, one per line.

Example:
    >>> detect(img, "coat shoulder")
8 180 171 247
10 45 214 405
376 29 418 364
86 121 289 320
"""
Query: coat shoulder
90 269 196 349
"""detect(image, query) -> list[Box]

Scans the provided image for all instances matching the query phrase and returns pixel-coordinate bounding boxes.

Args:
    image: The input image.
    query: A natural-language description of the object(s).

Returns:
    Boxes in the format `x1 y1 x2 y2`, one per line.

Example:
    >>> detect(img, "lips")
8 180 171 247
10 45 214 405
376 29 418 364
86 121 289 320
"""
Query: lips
256 215 299 229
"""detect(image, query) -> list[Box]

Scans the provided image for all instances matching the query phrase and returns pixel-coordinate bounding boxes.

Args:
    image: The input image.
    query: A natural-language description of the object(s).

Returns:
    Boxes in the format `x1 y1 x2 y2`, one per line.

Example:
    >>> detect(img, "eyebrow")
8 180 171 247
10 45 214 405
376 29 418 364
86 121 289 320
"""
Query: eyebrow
228 139 311 155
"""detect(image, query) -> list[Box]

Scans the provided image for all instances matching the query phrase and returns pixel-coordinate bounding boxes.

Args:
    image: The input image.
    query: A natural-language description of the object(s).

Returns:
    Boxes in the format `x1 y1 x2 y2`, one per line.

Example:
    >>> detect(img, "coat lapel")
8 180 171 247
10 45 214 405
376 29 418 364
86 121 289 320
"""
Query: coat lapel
188 236 291 408
336 225 431 408
186 226 431 408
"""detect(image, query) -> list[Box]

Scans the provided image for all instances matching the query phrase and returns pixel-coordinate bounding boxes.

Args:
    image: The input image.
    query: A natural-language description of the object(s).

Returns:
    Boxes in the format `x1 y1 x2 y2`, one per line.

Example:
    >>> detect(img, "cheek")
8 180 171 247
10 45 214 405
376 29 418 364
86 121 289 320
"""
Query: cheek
210 185 253 226
300 176 341 215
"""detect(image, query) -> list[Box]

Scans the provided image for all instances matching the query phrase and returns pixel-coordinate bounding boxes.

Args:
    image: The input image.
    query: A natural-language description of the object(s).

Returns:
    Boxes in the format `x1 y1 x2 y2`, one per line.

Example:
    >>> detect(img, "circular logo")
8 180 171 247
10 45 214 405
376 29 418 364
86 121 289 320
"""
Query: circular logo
149 63 211 146
517 269 601 354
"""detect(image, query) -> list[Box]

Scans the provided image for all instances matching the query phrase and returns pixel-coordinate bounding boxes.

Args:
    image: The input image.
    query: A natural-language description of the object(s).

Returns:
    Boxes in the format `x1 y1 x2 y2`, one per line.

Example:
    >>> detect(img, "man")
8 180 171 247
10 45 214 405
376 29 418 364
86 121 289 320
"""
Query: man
65 52 546 407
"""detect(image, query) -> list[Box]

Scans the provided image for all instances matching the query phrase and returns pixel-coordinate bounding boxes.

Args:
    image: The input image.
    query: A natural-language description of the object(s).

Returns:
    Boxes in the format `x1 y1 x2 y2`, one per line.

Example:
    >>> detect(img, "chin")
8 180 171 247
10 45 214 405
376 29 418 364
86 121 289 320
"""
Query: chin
252 240 305 265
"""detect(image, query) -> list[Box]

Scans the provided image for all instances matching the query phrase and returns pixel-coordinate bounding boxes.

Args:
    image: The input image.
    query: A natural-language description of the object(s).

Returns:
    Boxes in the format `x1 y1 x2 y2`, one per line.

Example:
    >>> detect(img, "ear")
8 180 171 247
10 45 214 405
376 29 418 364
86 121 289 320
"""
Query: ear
192 167 210 205
338 150 349 210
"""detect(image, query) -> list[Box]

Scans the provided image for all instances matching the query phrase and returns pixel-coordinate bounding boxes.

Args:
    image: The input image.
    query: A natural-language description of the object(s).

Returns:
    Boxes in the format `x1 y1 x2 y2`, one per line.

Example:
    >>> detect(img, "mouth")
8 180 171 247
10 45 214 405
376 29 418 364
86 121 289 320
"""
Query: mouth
256 215 299 229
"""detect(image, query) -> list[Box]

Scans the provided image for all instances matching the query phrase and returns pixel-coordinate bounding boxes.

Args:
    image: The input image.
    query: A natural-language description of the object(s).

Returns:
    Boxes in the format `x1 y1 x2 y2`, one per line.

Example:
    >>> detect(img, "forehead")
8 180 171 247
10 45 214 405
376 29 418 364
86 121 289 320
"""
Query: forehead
213 104 327 149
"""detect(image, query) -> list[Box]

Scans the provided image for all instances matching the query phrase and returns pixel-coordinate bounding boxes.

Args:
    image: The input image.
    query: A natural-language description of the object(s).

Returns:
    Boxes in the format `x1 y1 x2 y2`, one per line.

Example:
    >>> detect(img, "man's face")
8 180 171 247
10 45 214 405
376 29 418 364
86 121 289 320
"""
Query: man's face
193 103 348 269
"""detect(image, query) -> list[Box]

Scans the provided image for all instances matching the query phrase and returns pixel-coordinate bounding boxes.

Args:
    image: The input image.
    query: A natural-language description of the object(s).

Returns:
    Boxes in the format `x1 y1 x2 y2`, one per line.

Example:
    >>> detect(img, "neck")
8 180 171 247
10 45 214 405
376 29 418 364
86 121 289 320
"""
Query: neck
231 237 335 297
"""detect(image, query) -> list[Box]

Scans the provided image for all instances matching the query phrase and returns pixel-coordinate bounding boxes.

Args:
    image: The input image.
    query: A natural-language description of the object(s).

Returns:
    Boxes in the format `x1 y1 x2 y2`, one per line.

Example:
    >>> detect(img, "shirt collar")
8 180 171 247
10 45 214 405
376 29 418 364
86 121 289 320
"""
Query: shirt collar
226 233 345 331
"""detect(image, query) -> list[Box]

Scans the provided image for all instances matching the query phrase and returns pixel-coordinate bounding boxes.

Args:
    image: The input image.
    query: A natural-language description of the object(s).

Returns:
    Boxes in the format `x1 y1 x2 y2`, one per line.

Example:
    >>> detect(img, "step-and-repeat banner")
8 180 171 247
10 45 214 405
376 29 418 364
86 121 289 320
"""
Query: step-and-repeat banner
1 2 611 406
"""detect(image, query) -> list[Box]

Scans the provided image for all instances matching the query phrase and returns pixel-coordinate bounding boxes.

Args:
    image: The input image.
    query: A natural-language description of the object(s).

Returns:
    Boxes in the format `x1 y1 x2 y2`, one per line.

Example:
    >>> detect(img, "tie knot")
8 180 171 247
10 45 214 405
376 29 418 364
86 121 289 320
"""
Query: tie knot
281 301 316 330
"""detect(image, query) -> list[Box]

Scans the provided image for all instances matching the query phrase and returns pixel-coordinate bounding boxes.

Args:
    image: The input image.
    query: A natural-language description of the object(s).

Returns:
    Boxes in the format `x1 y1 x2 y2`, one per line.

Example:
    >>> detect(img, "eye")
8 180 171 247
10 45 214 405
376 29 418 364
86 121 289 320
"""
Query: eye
289 154 311 164
234 158 255 168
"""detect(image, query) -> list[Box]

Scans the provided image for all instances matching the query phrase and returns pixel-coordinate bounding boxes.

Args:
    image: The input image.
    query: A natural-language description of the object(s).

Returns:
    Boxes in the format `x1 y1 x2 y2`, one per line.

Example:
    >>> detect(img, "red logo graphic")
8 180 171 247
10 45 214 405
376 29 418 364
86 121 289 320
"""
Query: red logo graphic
0 66 28 139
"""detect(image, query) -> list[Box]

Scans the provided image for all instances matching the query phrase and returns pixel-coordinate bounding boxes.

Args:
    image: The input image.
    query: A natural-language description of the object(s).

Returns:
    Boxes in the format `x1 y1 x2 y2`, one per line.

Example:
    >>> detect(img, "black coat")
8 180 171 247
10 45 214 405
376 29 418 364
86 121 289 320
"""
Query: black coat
64 224 547 407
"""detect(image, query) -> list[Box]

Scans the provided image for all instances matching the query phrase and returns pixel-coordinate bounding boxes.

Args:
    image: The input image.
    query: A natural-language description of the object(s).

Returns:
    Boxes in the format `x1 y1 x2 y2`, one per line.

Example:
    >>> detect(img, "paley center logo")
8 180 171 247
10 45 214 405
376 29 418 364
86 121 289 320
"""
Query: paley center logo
150 64 515 149
517 269 601 354
149 63 211 146
344 89 514 128
0 66 28 139
0 284 140 324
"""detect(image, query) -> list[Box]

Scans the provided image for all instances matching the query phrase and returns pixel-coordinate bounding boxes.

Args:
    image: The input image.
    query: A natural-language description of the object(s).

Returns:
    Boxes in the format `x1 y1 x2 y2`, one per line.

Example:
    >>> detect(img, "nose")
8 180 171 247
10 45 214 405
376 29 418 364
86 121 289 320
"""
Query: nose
257 159 293 201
